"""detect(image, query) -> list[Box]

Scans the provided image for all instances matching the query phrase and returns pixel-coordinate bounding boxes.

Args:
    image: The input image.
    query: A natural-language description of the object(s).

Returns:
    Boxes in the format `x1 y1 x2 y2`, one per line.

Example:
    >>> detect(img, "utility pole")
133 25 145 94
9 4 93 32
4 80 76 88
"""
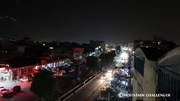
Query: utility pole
77 63 81 81
108 92 110 101
57 57 59 72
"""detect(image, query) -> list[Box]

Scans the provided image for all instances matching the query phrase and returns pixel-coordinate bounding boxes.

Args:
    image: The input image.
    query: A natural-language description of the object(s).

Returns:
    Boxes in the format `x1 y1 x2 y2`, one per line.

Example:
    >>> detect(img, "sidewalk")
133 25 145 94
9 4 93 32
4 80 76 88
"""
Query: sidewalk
0 80 31 91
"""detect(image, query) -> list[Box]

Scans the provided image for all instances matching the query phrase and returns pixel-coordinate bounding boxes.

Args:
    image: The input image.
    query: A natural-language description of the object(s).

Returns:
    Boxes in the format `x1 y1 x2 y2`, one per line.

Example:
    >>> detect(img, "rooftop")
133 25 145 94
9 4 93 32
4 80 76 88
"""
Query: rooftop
140 48 168 61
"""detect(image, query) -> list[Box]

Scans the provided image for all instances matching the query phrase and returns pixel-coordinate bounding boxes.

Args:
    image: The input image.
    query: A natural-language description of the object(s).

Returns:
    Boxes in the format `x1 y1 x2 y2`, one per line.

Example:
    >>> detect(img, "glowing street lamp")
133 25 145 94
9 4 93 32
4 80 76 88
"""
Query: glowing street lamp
120 52 129 59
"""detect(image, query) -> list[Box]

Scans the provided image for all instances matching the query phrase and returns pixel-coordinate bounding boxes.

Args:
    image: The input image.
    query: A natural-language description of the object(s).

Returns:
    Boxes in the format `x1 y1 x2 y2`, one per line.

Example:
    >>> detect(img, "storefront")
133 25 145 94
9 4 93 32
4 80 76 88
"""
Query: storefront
0 66 13 81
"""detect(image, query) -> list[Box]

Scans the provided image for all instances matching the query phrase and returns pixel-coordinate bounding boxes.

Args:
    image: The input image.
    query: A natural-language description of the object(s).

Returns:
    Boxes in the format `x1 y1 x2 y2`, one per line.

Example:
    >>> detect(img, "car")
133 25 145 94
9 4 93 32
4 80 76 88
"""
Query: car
61 70 66 74
101 75 106 79
101 91 108 98
100 87 106 91
0 86 4 90
20 76 28 82
108 70 112 73
54 72 63 77
2 92 14 98
69 68 74 72
0 87 9 97
11 85 21 93
27 75 33 81
106 87 118 94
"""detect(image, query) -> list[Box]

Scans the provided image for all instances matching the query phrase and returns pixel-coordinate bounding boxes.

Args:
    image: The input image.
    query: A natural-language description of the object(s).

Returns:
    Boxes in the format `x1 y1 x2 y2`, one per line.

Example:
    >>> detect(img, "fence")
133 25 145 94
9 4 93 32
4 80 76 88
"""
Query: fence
157 67 180 101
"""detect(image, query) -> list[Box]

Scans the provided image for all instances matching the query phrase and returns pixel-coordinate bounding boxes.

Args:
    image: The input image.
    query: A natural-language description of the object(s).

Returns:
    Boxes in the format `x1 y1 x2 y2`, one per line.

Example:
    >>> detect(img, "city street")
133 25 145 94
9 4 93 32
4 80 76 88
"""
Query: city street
65 72 105 101
64 67 114 101
65 51 133 101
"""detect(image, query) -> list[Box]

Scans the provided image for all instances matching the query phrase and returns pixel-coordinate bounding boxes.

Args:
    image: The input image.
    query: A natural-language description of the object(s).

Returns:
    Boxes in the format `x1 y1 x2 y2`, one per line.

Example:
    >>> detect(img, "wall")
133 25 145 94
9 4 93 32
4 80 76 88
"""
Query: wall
143 59 156 101
133 48 157 101
133 76 144 101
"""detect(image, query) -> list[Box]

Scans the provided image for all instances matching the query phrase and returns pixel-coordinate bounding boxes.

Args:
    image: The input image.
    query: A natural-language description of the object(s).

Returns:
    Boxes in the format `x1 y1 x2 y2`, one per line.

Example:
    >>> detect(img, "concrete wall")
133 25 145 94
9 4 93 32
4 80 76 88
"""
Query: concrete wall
133 76 144 101
133 78 138 101
143 59 156 101
134 47 180 101
133 69 144 90
133 48 157 101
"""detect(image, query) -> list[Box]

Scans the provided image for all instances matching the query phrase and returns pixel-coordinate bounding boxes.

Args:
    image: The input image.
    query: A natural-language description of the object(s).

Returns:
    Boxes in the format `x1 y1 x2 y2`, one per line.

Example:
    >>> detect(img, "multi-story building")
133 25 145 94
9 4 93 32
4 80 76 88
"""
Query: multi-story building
133 47 180 101
133 39 175 52
73 48 84 60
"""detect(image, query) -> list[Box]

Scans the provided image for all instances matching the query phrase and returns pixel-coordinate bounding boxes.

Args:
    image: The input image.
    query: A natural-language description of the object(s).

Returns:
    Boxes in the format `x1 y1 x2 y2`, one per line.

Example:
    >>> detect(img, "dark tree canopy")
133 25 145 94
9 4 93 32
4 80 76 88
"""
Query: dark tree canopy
86 56 100 70
30 70 55 100
115 46 121 51
99 51 116 66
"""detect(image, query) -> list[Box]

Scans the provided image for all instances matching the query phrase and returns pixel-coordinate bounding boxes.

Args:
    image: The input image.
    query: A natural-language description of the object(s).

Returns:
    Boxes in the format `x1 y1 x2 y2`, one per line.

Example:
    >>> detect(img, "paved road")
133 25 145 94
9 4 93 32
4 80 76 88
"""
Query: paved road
64 70 111 101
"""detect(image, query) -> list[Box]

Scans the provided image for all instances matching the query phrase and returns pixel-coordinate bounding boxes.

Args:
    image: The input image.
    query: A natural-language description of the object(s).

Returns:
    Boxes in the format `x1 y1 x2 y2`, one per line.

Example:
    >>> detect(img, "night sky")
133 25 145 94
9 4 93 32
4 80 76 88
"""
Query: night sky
0 0 180 43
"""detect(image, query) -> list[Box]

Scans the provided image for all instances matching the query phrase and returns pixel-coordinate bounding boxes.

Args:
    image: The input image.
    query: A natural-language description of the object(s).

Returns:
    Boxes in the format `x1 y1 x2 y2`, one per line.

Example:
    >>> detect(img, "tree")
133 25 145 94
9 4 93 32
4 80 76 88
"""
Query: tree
86 56 100 70
99 51 116 66
115 45 121 51
30 70 55 101
99 53 107 66
115 45 121 55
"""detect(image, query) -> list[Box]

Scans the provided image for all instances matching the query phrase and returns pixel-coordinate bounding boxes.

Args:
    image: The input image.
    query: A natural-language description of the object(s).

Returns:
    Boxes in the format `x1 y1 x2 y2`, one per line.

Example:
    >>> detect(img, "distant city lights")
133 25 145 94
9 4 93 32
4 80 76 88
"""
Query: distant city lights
49 47 54 49
120 52 129 60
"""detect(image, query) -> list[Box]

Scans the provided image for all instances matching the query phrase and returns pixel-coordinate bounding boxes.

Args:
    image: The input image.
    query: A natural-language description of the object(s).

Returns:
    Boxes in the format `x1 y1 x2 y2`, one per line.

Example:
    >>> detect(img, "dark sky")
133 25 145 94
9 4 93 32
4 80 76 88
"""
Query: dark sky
0 0 180 43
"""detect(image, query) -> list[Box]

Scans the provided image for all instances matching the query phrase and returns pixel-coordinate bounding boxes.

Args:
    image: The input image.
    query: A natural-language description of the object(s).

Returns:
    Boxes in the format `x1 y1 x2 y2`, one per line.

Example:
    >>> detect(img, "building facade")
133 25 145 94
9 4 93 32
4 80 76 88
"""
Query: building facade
133 47 180 101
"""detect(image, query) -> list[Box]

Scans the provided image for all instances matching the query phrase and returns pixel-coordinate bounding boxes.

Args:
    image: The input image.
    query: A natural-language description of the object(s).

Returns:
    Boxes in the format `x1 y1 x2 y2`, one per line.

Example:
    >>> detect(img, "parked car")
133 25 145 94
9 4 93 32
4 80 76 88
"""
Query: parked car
69 68 74 72
27 75 33 81
2 92 14 98
0 87 9 97
54 72 63 77
0 86 4 90
11 85 21 93
61 70 66 74
20 76 28 82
